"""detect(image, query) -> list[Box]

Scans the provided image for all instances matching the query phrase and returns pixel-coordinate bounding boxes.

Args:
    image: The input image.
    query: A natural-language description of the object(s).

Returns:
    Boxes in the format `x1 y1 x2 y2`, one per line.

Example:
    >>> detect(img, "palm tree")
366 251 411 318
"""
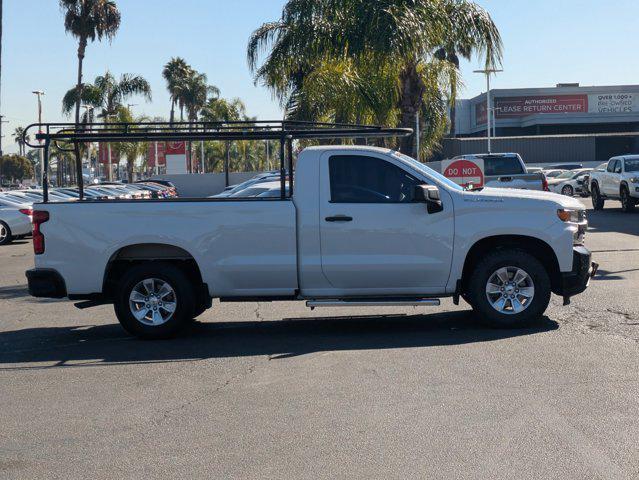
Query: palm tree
175 70 219 172
111 107 148 182
13 127 29 156
162 57 193 124
201 97 246 184
59 0 120 184
248 0 502 159
62 71 151 180
62 71 152 119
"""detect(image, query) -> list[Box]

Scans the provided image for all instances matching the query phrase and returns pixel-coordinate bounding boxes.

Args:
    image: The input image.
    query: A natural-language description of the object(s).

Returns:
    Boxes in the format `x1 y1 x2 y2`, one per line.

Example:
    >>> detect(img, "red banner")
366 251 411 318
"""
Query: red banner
147 142 166 167
476 94 589 124
165 141 186 155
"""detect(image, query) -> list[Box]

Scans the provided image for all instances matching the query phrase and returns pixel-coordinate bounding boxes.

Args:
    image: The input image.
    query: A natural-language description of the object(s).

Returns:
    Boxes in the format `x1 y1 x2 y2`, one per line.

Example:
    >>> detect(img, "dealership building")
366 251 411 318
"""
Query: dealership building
439 84 639 164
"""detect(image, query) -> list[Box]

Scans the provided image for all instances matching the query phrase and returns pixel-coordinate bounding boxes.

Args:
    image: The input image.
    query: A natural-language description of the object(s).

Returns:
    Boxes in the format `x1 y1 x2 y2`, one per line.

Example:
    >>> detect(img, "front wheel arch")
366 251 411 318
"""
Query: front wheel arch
461 235 561 296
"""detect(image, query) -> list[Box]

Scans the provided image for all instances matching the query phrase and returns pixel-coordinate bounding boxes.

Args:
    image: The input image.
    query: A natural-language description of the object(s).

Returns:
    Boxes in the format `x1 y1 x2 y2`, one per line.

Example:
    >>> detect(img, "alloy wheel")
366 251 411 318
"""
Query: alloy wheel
485 266 535 315
128 278 177 326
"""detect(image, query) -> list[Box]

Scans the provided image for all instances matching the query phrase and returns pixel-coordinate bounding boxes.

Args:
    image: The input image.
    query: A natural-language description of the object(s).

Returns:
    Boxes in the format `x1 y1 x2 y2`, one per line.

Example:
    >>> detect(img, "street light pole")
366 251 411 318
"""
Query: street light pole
32 90 45 185
473 69 502 153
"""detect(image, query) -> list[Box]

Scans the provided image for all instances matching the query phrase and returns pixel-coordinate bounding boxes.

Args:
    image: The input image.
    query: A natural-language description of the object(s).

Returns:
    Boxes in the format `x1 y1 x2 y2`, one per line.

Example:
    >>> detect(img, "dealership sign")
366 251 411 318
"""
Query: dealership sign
442 158 484 188
476 94 588 124
475 91 639 125
588 93 639 114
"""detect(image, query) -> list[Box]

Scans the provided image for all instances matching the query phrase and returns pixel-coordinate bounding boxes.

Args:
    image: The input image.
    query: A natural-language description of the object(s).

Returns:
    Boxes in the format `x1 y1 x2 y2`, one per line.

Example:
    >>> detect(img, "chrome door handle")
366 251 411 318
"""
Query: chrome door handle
325 215 353 222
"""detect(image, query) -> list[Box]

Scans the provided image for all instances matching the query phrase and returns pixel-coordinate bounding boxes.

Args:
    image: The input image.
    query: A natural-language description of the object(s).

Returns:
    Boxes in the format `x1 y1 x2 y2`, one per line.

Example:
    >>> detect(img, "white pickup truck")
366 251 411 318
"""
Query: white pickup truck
26 146 597 339
589 155 639 212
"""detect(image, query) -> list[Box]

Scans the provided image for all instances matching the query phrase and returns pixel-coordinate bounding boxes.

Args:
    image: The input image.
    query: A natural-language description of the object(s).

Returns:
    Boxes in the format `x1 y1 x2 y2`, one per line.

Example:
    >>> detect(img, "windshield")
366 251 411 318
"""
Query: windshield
482 155 524 176
394 153 464 191
625 159 639 172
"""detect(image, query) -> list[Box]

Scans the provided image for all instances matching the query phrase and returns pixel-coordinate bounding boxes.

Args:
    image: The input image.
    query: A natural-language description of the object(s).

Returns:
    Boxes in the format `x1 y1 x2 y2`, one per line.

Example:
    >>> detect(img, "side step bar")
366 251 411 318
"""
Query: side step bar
306 298 441 308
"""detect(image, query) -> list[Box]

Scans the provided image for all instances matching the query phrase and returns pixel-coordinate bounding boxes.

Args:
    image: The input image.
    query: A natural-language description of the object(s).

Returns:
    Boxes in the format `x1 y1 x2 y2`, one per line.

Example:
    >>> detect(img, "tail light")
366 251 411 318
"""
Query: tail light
19 208 33 219
542 175 549 192
31 210 49 255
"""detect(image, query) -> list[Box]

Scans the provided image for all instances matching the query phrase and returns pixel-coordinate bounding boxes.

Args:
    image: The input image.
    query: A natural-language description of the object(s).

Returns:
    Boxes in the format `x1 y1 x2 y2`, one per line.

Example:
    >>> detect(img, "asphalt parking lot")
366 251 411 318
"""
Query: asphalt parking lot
1 198 638 479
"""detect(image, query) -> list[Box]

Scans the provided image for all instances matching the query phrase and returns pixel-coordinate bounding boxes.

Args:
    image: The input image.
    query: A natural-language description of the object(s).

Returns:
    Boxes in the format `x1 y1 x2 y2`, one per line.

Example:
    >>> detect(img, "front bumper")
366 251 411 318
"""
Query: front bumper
557 246 598 300
26 269 67 298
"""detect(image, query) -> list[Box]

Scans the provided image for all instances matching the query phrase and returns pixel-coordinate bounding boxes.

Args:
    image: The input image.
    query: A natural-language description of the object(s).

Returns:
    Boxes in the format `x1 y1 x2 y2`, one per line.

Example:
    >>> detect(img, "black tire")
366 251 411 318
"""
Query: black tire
620 186 635 213
0 221 13 246
114 262 196 339
591 184 605 210
561 185 574 196
467 249 551 328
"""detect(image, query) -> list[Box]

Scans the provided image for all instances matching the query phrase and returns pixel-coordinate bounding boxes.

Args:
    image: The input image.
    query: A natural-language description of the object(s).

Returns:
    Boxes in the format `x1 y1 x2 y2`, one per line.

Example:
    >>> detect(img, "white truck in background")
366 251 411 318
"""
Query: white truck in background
26 146 596 339
589 155 639 212
443 153 548 191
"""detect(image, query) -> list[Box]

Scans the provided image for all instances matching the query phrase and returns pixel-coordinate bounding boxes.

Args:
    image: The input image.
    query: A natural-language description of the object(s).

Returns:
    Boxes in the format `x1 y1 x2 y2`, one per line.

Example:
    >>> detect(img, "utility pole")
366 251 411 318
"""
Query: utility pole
32 91 45 185
473 69 502 153
81 104 94 183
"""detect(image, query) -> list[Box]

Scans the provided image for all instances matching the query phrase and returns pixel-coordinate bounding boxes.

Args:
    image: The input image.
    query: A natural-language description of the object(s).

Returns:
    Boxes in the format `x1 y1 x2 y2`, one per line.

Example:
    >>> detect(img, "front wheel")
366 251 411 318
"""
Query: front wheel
620 187 635 213
467 249 551 328
591 184 605 210
114 262 196 339
0 221 13 246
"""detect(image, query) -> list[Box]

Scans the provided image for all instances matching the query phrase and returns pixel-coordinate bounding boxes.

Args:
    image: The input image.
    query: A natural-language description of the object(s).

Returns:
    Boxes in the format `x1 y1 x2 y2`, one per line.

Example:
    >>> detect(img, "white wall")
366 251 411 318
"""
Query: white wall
151 172 261 197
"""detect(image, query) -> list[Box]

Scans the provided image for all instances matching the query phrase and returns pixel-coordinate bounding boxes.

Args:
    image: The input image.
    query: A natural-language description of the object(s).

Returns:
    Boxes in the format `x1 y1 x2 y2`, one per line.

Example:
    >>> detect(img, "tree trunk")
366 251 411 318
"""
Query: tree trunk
449 81 457 137
74 37 87 193
127 159 133 183
170 99 175 124
398 61 426 159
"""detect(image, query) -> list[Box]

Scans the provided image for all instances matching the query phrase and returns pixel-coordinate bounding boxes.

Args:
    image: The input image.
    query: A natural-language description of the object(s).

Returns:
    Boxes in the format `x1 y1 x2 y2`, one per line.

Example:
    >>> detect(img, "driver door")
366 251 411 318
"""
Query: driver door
319 152 454 294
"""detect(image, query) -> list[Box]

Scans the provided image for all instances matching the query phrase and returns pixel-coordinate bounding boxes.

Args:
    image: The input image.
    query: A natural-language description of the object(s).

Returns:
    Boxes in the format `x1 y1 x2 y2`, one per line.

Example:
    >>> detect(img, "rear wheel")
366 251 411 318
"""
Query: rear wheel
114 262 196 339
620 186 635 212
0 222 13 246
467 249 551 328
561 185 574 196
591 184 605 210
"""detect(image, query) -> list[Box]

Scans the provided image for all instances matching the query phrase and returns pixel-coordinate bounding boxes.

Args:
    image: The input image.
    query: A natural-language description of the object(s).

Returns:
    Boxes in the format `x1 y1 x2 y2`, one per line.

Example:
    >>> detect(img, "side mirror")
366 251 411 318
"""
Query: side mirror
414 185 443 214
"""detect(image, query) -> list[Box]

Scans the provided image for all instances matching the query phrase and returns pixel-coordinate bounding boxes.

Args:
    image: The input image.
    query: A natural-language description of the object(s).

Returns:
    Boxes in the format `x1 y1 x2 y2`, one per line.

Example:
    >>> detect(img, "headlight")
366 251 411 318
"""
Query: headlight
557 209 585 223
629 177 639 183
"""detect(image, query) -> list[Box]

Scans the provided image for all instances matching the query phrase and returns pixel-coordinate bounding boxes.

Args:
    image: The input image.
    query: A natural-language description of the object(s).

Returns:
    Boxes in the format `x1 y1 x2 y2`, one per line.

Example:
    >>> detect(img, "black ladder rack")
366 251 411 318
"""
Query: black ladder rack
23 120 412 202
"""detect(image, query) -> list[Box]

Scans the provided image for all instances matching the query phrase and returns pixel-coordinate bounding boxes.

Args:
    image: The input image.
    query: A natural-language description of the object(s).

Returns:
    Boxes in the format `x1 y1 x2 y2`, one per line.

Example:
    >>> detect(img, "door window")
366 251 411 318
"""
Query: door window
607 160 618 173
329 155 422 203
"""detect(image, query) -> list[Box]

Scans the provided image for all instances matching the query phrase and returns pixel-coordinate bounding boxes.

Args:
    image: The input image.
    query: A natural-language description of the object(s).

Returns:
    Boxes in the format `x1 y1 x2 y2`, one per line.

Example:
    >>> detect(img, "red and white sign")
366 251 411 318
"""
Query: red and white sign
476 94 589 125
98 143 120 165
442 158 485 188
165 141 186 155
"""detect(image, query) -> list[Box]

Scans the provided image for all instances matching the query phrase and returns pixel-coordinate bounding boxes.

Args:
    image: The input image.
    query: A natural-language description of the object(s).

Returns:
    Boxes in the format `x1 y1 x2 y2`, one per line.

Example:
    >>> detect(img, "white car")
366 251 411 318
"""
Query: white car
542 169 567 179
26 145 596 339
0 206 32 245
589 155 639 212
547 169 592 196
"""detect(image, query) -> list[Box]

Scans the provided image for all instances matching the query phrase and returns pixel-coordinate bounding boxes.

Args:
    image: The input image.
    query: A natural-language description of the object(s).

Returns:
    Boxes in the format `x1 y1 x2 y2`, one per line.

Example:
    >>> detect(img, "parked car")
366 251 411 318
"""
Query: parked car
542 169 567 178
589 155 639 212
547 163 583 171
26 145 595 339
449 153 548 191
214 172 281 198
547 169 592 196
0 207 32 245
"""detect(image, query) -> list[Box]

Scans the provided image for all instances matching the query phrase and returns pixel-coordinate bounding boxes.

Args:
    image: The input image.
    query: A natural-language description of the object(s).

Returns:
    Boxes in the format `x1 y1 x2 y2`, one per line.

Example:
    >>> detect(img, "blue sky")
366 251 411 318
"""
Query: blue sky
3 0 639 153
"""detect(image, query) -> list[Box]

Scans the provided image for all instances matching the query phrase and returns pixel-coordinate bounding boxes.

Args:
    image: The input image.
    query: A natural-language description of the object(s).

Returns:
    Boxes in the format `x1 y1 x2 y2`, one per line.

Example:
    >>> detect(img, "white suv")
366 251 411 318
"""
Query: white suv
589 155 639 212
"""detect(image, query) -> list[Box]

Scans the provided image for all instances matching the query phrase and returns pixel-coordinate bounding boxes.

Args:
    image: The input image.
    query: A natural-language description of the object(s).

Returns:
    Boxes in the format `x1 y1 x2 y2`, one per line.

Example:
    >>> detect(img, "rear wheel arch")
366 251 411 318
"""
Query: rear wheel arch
461 235 561 294
103 243 209 309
